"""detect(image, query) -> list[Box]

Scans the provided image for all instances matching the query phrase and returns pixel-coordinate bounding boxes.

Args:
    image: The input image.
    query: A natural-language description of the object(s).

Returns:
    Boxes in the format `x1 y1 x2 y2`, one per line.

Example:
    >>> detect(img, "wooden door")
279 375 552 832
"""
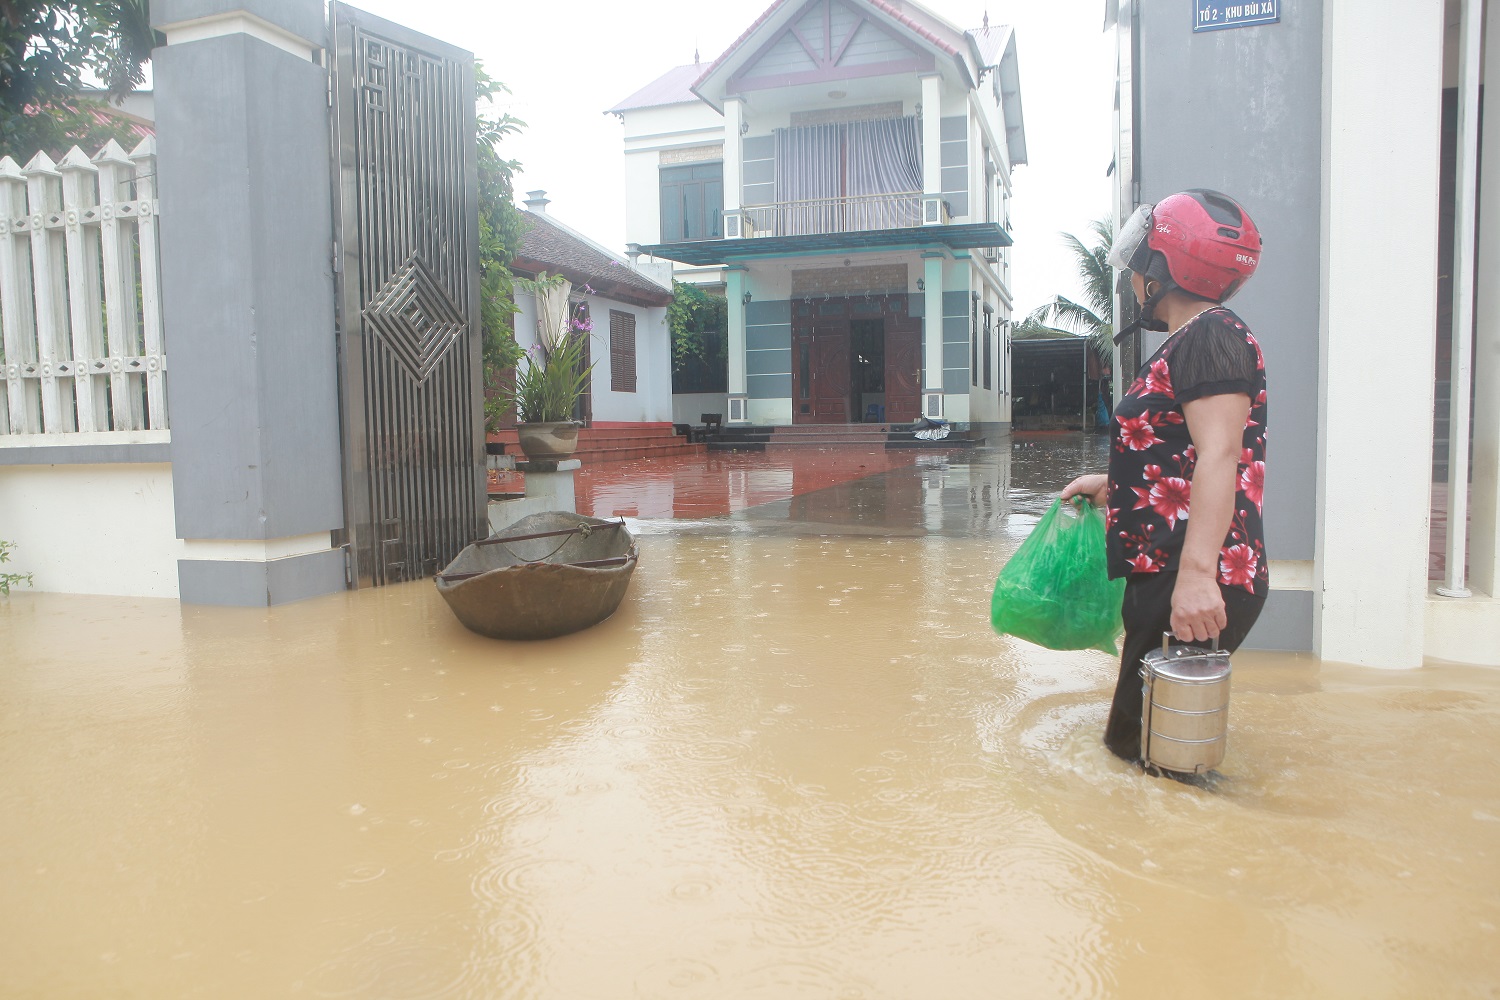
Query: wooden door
792 315 852 424
885 316 922 423
810 321 851 423
793 324 814 422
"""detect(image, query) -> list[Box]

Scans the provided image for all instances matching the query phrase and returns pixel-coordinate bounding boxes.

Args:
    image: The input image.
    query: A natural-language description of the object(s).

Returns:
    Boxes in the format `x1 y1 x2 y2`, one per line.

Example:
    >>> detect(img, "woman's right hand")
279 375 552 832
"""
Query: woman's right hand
1061 473 1109 507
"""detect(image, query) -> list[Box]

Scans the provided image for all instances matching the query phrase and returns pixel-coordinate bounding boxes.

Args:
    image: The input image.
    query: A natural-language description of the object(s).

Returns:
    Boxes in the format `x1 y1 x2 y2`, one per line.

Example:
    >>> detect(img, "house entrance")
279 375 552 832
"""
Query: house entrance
792 296 922 425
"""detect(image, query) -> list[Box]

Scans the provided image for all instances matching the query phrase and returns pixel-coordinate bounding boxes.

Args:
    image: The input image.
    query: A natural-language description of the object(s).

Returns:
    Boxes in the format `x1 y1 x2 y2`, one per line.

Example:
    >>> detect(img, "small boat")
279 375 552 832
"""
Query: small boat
436 512 638 640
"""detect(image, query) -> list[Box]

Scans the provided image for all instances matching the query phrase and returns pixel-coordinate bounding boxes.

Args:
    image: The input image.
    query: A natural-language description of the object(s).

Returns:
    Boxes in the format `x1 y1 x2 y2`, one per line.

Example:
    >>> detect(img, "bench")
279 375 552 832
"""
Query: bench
676 413 723 444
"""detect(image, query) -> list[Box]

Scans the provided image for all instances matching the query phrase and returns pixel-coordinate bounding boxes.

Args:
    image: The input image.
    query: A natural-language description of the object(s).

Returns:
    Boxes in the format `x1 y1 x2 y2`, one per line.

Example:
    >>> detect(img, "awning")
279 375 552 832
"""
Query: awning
640 222 1013 267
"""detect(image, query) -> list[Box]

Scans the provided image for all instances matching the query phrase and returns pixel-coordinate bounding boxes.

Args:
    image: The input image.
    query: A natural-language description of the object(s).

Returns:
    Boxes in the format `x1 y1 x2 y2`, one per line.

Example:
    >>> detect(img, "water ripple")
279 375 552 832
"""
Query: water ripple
299 928 474 1000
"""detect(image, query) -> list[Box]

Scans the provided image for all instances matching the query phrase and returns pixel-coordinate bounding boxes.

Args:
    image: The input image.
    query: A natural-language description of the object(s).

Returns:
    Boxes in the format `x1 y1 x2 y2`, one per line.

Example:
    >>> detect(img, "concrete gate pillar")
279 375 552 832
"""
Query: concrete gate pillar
152 0 346 605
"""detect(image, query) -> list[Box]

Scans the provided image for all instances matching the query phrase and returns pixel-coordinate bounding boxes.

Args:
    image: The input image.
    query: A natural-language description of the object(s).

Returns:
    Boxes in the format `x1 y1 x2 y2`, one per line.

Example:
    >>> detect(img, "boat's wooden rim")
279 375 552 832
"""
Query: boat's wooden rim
473 518 628 549
437 552 636 585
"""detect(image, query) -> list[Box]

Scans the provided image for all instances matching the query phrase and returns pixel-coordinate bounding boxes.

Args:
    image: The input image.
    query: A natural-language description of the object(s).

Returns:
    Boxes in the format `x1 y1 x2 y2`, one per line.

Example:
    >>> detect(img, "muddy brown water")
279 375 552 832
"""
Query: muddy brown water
3 440 1498 998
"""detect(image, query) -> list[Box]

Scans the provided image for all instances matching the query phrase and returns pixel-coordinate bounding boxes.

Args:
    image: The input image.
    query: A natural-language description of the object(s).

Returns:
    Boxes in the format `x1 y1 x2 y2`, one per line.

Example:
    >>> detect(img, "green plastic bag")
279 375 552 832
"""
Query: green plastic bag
990 497 1125 653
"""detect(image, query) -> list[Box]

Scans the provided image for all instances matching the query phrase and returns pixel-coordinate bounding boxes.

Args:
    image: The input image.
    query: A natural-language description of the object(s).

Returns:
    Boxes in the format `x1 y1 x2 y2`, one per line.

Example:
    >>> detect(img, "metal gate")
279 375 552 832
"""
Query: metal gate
329 4 483 588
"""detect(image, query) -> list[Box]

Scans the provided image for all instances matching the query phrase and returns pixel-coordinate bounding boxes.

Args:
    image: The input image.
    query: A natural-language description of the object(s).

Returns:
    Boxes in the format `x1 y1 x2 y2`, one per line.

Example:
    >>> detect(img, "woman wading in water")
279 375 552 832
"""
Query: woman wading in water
1062 190 1268 768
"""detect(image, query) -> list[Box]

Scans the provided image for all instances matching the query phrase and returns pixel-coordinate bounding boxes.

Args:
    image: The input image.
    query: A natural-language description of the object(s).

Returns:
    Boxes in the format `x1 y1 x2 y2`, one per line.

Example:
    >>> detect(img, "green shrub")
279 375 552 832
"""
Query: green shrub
0 540 32 596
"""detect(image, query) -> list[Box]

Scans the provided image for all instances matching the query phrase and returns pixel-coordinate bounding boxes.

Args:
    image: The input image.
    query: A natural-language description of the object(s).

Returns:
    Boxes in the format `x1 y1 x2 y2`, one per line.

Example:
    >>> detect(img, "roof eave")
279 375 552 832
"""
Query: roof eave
693 0 984 111
511 254 673 308
998 33 1028 167
604 97 701 117
639 223 1013 267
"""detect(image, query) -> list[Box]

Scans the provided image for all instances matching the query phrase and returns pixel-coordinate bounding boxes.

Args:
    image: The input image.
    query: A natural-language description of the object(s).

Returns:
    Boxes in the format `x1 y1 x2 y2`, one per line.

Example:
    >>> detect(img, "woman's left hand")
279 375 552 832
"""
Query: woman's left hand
1171 572 1227 643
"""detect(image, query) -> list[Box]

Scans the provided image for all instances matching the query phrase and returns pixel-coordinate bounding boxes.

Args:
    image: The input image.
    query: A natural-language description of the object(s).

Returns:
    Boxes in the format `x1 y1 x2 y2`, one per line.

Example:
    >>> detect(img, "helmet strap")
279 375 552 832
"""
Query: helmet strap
1113 280 1174 343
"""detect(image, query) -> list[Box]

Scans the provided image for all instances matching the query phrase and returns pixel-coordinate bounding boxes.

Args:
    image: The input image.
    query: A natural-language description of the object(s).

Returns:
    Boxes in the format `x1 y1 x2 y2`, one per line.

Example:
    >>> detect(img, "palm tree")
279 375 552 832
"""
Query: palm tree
1017 217 1115 363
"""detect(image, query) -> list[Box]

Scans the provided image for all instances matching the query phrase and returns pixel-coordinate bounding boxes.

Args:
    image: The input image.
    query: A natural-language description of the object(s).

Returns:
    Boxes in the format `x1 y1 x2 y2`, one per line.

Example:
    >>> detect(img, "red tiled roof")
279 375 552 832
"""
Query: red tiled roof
513 212 673 309
865 0 960 57
18 101 154 142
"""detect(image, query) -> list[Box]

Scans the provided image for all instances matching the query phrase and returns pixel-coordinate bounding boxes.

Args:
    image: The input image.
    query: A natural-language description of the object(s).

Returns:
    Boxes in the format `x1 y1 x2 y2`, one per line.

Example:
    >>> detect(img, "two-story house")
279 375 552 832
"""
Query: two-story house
608 0 1025 433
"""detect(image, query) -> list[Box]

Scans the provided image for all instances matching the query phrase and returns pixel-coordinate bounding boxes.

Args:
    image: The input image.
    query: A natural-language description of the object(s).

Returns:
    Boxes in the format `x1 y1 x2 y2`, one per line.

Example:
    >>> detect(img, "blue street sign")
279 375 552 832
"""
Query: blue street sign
1194 0 1280 32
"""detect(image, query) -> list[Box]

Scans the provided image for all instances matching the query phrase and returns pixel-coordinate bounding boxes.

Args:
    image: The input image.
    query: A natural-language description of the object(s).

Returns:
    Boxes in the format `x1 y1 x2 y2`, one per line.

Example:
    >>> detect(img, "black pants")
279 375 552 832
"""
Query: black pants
1104 571 1266 763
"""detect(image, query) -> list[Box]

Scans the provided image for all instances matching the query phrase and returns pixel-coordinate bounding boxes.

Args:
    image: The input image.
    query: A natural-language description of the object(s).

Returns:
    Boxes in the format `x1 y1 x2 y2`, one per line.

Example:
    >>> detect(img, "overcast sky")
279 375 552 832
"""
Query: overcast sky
351 0 1114 317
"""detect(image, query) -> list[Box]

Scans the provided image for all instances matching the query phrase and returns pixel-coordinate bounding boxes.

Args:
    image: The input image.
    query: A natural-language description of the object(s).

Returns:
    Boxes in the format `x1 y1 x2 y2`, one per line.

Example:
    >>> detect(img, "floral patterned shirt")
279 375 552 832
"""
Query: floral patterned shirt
1105 307 1268 596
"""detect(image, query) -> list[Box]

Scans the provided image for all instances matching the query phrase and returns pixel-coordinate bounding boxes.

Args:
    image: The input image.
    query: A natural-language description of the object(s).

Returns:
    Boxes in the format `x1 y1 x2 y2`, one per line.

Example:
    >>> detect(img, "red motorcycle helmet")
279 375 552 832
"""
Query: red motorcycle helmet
1110 189 1262 302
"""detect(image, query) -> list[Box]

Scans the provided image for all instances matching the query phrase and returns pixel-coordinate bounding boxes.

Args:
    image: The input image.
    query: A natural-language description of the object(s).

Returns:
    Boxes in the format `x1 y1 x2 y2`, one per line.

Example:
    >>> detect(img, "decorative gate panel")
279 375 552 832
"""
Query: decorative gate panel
329 4 483 588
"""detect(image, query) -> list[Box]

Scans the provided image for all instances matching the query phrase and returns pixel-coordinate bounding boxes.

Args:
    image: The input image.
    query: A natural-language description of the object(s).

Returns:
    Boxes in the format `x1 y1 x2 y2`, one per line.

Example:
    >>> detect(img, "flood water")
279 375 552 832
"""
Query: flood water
4 437 1499 998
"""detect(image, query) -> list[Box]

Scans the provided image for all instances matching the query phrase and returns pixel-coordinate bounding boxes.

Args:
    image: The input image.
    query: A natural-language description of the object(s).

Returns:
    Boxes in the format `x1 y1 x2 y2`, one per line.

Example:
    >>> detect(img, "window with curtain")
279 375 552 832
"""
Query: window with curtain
610 310 637 393
773 116 922 234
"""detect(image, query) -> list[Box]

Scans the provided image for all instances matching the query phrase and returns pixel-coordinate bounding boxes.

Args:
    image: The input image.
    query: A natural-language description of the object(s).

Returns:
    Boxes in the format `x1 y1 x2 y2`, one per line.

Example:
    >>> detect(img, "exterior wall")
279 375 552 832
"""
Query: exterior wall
0 462 182 598
940 283 970 396
619 102 726 249
939 114 969 219
623 149 664 246
514 292 672 424
672 393 729 425
587 302 673 423
969 260 1010 428
1128 0 1325 651
745 299 793 404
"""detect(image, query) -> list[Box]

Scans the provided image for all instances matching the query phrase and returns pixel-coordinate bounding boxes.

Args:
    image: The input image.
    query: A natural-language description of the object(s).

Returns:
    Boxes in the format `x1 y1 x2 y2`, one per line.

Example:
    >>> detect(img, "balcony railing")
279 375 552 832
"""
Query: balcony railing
741 190 927 238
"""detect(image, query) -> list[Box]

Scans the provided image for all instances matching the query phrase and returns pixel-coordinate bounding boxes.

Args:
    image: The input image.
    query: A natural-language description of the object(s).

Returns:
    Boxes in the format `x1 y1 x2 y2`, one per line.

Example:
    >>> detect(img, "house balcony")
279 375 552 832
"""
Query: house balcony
739 190 934 238
646 193 1002 267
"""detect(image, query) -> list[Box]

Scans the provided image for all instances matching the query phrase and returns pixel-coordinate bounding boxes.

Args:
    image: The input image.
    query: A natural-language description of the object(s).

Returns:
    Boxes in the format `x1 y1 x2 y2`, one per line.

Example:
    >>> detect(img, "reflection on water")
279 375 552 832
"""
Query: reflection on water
598 435 1111 540
3 436 1499 997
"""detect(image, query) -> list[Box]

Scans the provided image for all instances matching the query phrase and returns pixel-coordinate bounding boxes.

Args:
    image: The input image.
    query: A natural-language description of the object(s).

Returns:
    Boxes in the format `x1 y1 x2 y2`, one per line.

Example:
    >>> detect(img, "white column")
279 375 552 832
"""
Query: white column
726 266 748 422
920 74 943 225
1438 0 1485 599
1314 0 1444 667
1468 0 1500 596
723 97 743 214
922 252 944 417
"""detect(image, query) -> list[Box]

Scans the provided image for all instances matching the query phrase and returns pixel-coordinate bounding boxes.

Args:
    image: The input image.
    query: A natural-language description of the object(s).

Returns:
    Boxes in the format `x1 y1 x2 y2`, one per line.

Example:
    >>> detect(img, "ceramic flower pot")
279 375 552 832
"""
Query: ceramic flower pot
515 421 581 462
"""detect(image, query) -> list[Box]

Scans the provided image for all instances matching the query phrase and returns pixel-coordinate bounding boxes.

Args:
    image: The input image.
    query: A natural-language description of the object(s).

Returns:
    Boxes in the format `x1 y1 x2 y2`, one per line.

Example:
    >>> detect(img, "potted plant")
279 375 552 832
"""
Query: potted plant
501 273 596 461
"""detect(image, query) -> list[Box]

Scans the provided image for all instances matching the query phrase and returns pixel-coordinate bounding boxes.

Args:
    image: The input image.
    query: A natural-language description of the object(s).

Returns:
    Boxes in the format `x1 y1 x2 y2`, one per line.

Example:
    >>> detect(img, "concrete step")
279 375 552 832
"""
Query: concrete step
768 433 893 443
767 427 891 435
764 441 894 450
886 437 981 449
488 424 680 438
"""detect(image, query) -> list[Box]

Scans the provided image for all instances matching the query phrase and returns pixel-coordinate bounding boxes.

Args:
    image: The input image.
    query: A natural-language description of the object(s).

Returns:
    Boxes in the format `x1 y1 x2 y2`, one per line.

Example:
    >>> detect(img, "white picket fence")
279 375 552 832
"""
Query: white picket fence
0 138 166 437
